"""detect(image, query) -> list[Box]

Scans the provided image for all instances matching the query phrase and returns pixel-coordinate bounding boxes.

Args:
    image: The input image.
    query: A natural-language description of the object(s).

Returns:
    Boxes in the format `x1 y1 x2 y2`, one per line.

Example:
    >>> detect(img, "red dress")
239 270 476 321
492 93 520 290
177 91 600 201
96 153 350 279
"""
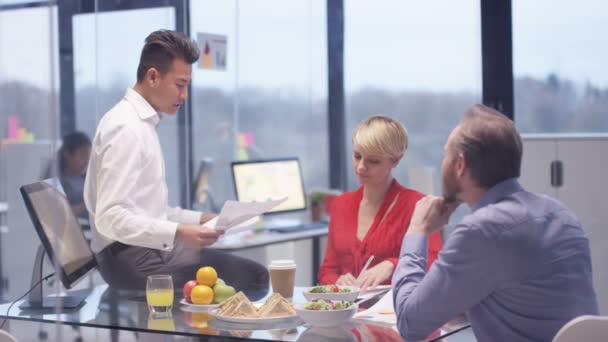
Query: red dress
318 179 443 285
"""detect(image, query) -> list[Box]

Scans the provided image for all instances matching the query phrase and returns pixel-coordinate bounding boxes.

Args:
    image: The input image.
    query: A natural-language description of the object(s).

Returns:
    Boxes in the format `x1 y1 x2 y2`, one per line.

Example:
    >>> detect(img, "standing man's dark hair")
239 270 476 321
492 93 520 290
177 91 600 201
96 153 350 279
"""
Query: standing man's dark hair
452 104 523 188
136 29 199 82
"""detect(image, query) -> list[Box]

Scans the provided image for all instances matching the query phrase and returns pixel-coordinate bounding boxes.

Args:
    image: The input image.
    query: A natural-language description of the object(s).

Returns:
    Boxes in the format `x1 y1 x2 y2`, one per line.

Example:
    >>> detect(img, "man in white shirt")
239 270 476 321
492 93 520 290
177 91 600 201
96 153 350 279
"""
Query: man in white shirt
84 30 268 296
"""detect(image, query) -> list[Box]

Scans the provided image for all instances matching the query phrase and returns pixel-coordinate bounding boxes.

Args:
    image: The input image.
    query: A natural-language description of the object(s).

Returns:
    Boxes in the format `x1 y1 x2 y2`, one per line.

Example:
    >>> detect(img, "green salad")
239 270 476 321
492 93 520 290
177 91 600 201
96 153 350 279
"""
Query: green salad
309 285 351 293
304 299 353 311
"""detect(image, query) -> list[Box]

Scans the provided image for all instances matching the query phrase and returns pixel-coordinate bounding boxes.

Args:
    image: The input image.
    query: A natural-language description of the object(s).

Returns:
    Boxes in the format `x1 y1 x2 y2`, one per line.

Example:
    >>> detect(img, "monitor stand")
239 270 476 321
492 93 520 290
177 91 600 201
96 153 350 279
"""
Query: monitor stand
19 245 88 310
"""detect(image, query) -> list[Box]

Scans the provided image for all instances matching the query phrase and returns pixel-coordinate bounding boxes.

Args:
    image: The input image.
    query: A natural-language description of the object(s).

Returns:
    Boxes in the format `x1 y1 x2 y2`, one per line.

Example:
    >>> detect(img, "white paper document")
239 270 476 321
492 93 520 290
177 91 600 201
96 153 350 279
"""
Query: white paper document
353 289 397 325
357 285 392 303
203 216 259 235
205 197 287 234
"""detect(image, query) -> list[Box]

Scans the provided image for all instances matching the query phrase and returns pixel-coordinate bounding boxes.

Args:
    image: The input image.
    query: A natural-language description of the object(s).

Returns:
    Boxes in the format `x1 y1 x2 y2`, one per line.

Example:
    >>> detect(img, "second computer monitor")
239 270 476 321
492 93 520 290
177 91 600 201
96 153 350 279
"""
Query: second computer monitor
231 158 307 214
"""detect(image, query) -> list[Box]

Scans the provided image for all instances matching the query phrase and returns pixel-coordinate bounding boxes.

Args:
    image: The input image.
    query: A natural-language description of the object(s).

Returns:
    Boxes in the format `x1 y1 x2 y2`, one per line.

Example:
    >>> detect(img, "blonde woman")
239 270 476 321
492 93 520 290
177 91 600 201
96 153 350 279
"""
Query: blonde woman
318 115 443 289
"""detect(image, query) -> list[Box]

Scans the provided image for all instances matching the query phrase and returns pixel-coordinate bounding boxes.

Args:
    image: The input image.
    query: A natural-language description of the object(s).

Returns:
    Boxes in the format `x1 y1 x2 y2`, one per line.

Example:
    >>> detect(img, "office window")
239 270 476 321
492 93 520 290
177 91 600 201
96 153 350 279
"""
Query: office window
190 0 328 210
344 1 482 193
0 5 59 141
513 0 608 133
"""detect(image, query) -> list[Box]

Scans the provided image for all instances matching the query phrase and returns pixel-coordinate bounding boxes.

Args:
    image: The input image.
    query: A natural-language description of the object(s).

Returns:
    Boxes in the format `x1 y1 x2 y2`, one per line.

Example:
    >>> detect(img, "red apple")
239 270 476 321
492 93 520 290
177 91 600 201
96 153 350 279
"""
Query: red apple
183 280 197 300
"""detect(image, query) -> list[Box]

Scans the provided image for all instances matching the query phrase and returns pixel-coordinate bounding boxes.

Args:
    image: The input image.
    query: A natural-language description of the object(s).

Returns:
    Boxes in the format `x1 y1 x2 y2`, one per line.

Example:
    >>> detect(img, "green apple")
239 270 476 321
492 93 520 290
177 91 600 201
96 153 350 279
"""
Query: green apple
212 282 236 304
216 278 225 286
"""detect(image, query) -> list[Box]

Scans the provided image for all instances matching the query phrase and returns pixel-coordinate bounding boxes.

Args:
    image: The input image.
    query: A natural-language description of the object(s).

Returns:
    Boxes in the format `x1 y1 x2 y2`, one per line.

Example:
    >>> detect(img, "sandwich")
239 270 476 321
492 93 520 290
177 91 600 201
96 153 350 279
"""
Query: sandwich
217 291 259 318
257 293 295 318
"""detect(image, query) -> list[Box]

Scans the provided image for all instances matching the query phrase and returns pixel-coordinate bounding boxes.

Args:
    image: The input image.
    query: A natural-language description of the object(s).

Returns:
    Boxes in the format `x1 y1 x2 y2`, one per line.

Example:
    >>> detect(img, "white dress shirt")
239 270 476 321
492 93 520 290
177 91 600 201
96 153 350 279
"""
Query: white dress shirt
84 88 201 254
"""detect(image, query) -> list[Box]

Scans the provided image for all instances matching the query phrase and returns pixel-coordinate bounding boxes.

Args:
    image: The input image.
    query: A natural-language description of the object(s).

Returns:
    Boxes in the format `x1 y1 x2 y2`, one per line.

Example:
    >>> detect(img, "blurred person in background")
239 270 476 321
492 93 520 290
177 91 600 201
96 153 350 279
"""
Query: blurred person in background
44 131 91 219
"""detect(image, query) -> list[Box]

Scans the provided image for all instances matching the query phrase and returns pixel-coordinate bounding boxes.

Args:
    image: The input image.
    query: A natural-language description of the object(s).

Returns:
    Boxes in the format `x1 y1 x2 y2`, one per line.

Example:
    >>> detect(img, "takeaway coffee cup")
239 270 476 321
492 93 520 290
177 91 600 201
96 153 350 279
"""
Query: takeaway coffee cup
268 260 296 299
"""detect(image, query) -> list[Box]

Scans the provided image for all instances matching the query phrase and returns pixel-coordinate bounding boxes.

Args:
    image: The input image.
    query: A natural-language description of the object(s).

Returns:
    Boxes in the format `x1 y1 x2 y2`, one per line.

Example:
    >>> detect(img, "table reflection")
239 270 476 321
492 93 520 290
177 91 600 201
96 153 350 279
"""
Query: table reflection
0 284 470 341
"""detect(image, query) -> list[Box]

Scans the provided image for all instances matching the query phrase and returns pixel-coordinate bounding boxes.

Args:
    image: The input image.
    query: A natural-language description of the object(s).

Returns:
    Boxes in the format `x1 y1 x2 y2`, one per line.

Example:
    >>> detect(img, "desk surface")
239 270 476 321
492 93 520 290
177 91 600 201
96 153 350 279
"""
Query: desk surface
211 227 328 251
0 285 469 341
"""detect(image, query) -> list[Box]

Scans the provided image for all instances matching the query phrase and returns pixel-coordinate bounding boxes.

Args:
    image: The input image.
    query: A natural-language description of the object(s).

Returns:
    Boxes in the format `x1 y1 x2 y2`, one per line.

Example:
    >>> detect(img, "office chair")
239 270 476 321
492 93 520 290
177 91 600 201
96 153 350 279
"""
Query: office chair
0 330 17 342
553 315 608 342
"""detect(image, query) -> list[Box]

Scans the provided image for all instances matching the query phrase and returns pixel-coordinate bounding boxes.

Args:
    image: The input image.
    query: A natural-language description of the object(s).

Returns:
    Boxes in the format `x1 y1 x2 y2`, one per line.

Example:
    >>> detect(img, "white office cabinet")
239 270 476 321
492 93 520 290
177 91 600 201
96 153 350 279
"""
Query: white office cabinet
520 134 608 314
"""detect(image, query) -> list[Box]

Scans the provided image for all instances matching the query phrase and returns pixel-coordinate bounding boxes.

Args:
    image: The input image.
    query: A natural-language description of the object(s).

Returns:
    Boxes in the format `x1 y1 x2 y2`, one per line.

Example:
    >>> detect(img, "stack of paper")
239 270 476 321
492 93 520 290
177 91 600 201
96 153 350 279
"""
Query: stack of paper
203 197 287 235
353 289 397 325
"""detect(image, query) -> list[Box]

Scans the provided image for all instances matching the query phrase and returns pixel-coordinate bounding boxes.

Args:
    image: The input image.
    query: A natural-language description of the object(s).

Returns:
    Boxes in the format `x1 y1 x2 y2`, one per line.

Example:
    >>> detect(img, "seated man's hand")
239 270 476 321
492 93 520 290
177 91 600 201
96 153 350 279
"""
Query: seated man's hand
336 273 356 286
176 224 224 248
408 195 460 235
200 213 217 224
356 260 394 291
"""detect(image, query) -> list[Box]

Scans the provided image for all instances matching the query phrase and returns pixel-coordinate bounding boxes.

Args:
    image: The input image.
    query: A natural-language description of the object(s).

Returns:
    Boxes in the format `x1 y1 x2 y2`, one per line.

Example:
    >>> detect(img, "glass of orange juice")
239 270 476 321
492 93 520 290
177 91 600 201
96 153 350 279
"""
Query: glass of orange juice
147 312 176 332
146 275 174 313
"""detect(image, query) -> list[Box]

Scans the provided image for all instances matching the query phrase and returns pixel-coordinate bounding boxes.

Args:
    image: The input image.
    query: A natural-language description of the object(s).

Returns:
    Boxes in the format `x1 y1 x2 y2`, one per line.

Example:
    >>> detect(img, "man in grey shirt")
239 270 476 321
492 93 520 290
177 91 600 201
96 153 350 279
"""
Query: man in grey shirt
393 104 598 341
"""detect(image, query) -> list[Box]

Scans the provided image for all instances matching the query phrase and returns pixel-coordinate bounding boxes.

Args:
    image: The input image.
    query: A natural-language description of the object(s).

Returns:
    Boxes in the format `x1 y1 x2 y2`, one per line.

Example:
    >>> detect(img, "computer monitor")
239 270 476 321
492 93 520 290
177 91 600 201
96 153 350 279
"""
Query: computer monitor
20 180 96 290
231 158 307 214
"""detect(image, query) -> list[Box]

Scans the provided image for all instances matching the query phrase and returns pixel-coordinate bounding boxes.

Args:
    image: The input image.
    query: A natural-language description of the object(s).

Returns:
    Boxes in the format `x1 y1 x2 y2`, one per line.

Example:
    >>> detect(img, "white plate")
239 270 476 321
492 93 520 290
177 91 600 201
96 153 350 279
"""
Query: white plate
210 307 297 324
179 298 219 312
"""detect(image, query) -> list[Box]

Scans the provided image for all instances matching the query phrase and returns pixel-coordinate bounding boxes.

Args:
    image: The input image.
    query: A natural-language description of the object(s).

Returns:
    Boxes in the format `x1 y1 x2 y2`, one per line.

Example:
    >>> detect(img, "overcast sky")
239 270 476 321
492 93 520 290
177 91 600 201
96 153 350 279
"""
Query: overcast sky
0 0 606 94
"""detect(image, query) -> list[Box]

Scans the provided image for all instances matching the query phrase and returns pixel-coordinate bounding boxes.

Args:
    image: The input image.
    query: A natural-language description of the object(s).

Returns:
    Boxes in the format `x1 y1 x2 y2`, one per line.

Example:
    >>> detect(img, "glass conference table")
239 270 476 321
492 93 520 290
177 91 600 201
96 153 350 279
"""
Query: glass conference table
0 285 470 341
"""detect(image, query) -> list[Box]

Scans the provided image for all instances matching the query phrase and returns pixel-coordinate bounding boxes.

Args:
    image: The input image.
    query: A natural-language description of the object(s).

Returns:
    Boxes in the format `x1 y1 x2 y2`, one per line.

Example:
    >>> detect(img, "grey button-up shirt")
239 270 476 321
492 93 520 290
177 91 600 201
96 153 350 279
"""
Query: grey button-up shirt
393 178 598 341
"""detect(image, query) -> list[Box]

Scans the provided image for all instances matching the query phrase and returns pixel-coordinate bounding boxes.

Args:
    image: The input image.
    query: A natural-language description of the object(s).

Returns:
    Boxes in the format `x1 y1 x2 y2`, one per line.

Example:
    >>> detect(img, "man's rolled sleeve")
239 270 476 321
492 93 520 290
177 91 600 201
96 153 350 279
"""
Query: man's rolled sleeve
167 207 202 224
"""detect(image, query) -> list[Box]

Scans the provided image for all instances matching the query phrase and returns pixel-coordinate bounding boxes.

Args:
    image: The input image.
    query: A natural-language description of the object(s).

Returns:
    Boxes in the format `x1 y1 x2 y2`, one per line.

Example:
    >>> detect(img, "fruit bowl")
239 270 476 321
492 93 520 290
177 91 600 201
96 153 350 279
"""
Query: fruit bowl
182 266 237 308
179 299 219 312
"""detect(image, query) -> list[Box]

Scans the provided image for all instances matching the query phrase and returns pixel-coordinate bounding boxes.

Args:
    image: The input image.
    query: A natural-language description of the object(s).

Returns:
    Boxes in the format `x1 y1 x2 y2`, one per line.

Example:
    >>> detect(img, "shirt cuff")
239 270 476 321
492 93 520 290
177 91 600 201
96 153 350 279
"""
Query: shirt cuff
400 233 428 259
179 209 203 224
157 220 179 251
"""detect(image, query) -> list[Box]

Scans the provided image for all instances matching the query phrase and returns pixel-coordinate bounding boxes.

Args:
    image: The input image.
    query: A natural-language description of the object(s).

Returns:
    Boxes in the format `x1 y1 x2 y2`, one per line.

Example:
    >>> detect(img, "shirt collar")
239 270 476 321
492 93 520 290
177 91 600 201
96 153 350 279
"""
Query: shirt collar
124 88 161 127
473 178 523 211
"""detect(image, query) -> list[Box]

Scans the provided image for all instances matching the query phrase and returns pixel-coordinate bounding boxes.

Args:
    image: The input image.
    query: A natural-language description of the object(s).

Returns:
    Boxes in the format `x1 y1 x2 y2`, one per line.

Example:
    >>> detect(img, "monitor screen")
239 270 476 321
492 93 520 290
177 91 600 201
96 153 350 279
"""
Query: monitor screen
231 158 307 214
21 181 95 289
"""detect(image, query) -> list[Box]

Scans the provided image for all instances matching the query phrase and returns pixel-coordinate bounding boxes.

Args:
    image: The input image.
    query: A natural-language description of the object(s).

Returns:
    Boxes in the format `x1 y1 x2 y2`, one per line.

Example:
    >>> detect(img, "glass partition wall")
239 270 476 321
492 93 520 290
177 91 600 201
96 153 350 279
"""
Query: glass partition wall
0 1 65 339
0 0 60 304
0 0 327 339
190 0 328 211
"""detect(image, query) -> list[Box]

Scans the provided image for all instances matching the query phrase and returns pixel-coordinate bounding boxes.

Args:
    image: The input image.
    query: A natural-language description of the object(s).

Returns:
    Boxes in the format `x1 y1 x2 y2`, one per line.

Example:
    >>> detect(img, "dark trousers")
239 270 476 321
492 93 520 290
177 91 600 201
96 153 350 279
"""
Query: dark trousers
95 242 269 300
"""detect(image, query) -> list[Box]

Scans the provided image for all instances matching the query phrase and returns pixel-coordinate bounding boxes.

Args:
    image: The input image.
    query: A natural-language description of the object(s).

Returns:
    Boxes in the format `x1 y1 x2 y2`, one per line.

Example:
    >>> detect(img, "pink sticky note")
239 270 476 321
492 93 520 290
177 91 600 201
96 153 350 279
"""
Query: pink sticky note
244 132 254 148
8 116 18 139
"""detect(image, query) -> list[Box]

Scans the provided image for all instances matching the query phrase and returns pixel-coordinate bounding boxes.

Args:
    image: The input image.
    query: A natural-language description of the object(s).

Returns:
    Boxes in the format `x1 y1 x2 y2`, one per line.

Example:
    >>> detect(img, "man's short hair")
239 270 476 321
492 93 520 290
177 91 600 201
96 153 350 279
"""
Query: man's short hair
136 30 200 82
453 104 523 188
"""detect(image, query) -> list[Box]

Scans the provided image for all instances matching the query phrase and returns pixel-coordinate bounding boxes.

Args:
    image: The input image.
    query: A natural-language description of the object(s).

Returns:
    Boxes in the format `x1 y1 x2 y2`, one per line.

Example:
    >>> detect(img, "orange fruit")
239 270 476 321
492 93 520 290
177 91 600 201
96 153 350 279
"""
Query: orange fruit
185 312 212 328
198 327 219 335
196 266 218 287
190 285 214 305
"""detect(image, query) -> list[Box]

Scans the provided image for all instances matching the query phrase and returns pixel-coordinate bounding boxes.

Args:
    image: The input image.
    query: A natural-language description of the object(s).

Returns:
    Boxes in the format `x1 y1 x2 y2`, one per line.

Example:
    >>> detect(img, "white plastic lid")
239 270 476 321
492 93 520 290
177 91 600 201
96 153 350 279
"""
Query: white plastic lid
268 259 296 269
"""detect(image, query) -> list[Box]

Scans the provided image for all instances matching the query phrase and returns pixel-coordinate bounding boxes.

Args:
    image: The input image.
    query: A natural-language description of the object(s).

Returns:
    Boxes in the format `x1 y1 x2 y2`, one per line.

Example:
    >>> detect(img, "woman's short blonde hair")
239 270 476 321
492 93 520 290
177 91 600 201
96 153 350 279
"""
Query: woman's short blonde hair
352 115 409 160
